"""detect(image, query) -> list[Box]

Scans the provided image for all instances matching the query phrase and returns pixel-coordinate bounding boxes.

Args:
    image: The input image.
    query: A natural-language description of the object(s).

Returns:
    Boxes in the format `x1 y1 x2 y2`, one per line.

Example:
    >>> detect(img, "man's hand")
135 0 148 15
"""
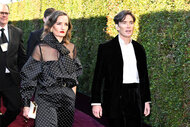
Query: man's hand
23 107 30 119
144 102 150 116
92 105 102 118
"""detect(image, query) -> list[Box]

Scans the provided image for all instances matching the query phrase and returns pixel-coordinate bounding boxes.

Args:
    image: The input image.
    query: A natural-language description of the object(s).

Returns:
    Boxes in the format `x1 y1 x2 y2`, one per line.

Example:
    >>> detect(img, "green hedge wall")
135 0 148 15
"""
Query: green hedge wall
8 0 189 126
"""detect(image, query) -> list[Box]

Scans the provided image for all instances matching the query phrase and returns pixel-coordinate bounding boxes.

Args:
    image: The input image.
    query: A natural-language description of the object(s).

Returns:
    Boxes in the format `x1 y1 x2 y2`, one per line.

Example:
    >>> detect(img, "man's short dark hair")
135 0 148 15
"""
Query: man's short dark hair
114 10 136 24
44 8 55 18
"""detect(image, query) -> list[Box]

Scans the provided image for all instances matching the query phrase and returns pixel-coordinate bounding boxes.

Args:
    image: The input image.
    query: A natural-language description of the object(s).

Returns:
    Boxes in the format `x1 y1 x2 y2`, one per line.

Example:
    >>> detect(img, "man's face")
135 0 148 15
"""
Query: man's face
0 4 9 27
116 15 134 38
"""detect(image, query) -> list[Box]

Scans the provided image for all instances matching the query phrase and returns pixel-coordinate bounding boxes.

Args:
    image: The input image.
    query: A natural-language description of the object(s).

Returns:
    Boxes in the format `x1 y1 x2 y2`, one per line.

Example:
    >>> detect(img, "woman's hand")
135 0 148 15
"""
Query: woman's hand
23 106 30 119
72 86 77 94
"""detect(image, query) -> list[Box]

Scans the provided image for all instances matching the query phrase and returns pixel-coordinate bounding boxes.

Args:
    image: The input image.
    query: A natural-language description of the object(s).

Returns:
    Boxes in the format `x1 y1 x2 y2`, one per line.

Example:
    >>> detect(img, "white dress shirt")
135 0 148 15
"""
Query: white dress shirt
118 35 139 84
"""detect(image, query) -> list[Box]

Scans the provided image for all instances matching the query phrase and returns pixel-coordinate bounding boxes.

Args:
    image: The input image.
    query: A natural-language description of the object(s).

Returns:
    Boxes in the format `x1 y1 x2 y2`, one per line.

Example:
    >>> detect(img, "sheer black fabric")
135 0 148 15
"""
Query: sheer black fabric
20 32 82 106
20 32 82 127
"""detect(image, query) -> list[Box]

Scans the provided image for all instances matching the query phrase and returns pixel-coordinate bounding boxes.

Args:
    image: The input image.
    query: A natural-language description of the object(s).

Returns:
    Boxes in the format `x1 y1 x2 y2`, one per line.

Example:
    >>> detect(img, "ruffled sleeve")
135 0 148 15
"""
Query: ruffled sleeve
20 57 42 107
74 57 83 78
72 45 82 78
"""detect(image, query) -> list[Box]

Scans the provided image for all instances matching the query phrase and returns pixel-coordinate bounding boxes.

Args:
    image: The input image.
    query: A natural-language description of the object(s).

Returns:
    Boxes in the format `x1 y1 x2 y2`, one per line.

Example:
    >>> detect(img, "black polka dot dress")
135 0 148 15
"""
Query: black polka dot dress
20 32 83 127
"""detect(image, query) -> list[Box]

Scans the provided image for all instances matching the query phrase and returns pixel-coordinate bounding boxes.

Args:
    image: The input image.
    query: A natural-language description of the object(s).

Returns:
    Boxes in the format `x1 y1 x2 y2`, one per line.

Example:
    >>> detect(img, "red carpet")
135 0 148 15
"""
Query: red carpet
1 97 104 127
1 92 151 127
1 107 104 127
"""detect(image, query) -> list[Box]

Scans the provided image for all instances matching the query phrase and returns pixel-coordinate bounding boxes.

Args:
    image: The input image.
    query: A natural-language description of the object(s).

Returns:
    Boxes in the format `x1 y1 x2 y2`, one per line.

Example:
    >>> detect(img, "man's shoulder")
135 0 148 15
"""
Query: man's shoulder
100 36 118 47
132 40 146 54
31 28 43 35
28 28 43 41
8 24 22 33
132 40 144 49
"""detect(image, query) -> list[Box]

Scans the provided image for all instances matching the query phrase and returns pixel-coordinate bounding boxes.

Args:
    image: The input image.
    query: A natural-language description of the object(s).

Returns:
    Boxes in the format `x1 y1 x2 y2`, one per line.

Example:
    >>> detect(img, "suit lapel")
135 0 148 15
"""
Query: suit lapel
132 40 138 59
7 25 13 52
111 36 123 78
132 40 142 76
113 36 123 63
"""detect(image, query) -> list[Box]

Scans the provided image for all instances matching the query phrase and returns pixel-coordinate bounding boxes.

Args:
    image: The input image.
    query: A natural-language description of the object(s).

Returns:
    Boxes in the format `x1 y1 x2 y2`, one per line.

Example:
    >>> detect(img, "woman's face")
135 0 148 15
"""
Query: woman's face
51 15 69 42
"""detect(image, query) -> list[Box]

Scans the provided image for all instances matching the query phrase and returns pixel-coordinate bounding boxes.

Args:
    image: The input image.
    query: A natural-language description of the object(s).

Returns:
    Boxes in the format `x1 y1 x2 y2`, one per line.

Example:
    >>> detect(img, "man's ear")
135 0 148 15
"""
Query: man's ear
43 17 46 23
115 24 120 31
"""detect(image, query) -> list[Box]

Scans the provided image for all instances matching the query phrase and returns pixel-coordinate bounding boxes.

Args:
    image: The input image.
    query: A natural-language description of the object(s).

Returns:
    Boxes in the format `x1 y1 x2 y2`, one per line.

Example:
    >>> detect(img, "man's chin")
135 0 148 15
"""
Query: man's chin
0 22 8 26
124 35 132 38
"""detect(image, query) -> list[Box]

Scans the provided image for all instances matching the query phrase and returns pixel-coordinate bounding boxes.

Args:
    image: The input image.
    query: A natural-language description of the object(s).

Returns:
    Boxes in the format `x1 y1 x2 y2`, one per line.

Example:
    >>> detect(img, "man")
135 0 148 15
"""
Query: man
0 3 26 127
26 8 55 58
91 10 151 127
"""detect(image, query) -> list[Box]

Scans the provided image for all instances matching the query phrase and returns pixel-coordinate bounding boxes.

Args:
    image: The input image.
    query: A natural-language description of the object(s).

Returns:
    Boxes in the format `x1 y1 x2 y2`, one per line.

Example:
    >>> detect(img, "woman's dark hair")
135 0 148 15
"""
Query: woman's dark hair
114 10 136 24
41 10 72 43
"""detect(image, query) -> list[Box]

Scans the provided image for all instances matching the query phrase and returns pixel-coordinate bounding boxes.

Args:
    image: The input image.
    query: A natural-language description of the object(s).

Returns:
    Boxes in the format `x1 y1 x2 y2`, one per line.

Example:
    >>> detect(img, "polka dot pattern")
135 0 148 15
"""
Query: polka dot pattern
20 33 82 127
35 85 76 127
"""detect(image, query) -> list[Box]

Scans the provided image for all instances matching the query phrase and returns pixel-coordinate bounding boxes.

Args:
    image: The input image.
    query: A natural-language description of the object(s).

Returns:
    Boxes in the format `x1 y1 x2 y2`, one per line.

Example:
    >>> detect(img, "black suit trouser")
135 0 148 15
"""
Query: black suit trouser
0 75 22 127
108 83 142 127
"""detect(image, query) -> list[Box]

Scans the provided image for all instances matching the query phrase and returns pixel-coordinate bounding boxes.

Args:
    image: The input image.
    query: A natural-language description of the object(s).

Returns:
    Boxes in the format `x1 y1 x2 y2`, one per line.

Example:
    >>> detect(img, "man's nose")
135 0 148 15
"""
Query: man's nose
126 24 130 28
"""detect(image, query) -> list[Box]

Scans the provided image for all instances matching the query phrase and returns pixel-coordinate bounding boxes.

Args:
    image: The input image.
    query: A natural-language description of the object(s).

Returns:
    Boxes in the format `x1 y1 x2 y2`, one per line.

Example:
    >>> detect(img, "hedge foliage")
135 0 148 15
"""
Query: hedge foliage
8 0 189 126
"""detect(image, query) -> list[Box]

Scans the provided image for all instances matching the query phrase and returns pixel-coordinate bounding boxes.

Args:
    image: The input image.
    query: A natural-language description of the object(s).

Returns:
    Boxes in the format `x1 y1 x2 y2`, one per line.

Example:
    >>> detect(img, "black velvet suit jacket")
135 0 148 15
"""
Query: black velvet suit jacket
26 28 43 58
91 35 151 118
1 24 26 89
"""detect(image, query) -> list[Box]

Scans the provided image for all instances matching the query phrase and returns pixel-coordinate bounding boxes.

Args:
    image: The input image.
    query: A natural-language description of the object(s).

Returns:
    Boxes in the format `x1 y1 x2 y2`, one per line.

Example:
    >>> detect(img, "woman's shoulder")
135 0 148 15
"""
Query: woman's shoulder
32 44 51 60
68 42 75 47
64 42 75 50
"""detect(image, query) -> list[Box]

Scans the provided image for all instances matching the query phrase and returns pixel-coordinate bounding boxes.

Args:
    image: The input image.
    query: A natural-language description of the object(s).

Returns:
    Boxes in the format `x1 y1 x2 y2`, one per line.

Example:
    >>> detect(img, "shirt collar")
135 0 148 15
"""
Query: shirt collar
118 34 132 46
0 24 8 31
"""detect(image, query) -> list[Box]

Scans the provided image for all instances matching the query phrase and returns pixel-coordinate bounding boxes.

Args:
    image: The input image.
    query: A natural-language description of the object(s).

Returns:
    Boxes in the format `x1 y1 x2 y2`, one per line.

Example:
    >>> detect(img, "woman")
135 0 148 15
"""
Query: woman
20 11 82 127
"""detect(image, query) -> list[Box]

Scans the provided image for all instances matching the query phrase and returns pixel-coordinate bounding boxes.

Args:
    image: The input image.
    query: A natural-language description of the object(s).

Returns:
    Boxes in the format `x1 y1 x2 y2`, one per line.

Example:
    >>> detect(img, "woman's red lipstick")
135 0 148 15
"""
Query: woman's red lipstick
60 31 64 33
